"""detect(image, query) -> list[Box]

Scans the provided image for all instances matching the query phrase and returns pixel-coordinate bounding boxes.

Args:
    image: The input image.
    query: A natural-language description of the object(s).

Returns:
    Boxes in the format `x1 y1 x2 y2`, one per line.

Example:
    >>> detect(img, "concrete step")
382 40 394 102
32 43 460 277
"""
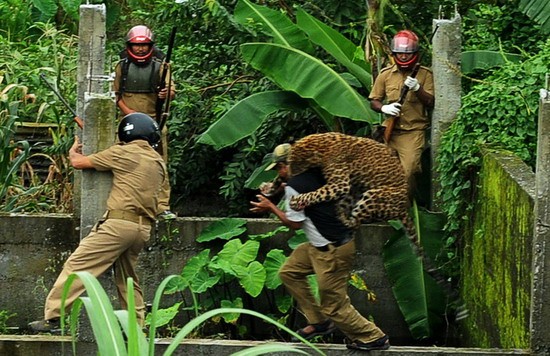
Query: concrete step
0 335 531 355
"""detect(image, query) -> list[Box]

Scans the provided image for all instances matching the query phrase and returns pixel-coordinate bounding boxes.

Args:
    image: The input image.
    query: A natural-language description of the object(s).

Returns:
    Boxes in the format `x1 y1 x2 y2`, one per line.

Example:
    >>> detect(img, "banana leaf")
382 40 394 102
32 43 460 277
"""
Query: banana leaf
197 90 307 149
519 0 550 34
461 50 523 74
296 9 373 89
241 43 377 123
234 0 314 53
382 209 447 340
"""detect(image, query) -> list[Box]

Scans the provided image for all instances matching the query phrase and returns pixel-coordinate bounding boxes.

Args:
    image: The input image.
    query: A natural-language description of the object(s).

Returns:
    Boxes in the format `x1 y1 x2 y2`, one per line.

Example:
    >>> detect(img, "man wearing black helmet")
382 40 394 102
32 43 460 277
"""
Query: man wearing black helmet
368 30 434 195
28 113 167 333
114 25 176 220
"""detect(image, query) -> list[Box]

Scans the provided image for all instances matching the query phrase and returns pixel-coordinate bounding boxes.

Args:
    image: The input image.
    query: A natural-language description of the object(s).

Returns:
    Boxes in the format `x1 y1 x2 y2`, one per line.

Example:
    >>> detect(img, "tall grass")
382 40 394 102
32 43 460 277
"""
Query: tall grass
61 271 325 355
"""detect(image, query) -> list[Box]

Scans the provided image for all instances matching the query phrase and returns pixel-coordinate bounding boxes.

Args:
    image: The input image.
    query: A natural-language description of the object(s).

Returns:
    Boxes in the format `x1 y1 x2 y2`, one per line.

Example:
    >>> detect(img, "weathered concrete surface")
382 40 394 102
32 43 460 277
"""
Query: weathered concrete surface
0 335 530 355
462 150 535 349
80 94 116 238
430 14 462 208
0 216 411 344
530 97 550 355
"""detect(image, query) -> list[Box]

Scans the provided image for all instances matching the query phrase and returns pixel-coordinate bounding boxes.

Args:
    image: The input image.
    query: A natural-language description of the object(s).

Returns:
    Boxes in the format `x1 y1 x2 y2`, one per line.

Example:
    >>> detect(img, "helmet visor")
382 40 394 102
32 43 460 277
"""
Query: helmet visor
391 36 418 53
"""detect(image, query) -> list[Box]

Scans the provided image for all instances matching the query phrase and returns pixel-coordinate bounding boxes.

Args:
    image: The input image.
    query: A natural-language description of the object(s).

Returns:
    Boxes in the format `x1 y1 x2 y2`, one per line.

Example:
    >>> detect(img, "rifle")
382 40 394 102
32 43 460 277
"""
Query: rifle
382 25 439 143
39 73 84 129
383 63 421 143
156 26 177 131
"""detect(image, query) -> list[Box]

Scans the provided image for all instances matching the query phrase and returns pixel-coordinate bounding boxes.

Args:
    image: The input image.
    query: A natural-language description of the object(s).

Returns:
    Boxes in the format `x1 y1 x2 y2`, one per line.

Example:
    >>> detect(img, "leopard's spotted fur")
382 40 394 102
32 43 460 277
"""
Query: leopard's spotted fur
287 133 459 306
288 132 411 231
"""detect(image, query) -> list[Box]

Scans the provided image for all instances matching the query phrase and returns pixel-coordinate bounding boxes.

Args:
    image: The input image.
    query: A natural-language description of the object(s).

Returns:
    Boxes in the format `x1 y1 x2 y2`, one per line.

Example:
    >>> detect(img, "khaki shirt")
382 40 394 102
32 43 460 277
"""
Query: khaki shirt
88 140 167 221
369 64 434 131
113 61 175 118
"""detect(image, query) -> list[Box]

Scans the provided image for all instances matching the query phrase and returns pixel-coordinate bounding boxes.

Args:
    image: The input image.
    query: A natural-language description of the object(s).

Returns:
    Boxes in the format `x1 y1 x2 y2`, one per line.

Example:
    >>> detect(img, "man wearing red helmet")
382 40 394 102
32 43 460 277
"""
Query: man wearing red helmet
368 30 434 195
114 25 177 220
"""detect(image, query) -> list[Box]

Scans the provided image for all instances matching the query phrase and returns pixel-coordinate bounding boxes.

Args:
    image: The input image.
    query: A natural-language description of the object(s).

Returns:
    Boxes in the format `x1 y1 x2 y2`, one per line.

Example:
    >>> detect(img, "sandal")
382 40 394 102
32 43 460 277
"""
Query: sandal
346 335 390 351
292 319 336 341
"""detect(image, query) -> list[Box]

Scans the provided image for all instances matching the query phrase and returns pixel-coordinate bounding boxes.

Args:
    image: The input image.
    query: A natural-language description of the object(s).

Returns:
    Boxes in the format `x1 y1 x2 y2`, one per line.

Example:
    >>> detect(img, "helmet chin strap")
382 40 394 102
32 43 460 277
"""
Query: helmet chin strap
395 52 419 69
127 46 154 63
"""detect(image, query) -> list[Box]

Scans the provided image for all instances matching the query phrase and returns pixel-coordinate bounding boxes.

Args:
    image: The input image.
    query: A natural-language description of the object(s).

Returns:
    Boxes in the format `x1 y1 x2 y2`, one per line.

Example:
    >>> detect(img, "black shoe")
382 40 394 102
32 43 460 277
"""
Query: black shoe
291 319 336 341
28 318 61 333
346 335 390 351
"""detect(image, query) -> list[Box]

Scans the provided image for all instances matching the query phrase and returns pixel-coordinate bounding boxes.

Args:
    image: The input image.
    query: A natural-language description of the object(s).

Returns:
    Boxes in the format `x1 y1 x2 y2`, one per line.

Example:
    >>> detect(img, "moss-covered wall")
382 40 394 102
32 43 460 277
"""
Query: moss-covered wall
461 149 535 349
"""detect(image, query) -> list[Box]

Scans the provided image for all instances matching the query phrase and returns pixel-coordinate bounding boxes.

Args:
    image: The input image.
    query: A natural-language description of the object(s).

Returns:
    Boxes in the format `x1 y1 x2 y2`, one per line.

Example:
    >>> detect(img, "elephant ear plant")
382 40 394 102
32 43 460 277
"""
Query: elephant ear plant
159 218 378 341
162 218 294 336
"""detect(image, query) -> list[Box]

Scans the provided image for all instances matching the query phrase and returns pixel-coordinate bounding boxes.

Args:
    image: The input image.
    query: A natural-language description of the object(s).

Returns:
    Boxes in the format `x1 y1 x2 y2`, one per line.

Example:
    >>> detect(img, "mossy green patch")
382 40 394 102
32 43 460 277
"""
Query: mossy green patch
461 149 534 348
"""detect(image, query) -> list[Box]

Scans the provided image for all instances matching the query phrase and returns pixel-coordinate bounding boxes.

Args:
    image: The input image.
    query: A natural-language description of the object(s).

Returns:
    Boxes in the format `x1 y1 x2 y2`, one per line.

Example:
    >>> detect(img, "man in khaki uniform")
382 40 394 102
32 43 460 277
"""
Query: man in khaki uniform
250 144 390 352
114 25 176 220
29 113 167 332
369 30 434 192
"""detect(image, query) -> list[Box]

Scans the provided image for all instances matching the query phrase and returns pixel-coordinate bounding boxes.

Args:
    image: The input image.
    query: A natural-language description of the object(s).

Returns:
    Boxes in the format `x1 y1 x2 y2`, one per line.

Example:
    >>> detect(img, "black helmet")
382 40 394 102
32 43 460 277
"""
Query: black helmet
118 113 160 146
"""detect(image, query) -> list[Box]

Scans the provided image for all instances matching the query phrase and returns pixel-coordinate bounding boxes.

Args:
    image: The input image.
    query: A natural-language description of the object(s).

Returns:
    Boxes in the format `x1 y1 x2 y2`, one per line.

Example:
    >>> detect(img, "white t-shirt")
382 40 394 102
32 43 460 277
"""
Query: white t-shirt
284 185 331 247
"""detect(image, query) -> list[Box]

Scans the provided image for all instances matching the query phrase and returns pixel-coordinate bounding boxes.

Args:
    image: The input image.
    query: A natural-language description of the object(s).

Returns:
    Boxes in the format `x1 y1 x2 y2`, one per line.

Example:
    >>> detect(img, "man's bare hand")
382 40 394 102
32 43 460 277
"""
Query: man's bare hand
70 135 83 154
250 195 275 214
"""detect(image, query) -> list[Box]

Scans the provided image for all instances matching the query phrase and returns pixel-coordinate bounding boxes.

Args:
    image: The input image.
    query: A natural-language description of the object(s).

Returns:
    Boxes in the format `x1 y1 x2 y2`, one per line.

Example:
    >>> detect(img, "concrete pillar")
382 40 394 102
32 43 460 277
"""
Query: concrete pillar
79 94 116 238
75 4 115 239
530 94 550 355
77 4 108 114
74 4 109 220
430 13 462 209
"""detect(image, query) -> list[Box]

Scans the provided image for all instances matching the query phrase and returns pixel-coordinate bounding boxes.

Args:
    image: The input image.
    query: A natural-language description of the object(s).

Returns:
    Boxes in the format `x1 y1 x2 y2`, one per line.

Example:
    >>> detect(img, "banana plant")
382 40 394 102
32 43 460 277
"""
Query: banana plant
383 203 448 340
519 0 550 34
198 0 378 150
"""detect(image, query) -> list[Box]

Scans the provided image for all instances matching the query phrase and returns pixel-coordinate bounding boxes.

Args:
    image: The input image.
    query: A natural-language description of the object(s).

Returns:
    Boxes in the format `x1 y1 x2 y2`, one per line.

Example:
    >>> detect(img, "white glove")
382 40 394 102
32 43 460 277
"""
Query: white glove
540 89 549 100
404 76 420 91
381 102 402 116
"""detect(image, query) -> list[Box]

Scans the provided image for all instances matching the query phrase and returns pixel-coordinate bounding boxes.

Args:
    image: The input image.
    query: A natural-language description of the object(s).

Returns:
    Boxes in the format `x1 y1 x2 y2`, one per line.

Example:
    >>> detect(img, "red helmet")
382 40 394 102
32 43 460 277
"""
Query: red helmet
391 30 419 69
126 25 155 63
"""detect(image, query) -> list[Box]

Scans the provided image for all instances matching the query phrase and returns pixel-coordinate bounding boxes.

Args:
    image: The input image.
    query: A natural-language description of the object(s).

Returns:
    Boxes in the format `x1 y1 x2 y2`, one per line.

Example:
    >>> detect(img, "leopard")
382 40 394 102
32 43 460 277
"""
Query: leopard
286 132 463 314
287 132 410 230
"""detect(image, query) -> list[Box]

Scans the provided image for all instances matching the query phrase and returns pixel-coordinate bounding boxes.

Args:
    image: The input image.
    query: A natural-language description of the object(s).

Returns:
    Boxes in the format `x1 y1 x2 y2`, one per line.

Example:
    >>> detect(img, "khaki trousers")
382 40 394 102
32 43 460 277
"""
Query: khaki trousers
279 239 386 343
44 219 151 325
388 129 425 180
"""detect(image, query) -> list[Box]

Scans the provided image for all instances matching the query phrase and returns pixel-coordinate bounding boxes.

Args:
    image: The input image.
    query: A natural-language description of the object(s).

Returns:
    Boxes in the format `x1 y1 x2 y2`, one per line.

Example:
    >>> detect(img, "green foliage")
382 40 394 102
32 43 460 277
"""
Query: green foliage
0 93 30 203
437 38 550 249
0 0 80 38
62 271 320 355
0 310 16 334
520 0 550 34
164 219 290 335
462 2 545 53
383 205 448 340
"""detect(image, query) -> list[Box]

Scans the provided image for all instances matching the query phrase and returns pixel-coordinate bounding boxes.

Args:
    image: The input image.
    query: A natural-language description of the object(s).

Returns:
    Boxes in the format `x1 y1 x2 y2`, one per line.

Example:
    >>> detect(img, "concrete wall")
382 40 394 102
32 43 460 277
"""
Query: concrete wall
0 216 412 344
461 149 535 349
